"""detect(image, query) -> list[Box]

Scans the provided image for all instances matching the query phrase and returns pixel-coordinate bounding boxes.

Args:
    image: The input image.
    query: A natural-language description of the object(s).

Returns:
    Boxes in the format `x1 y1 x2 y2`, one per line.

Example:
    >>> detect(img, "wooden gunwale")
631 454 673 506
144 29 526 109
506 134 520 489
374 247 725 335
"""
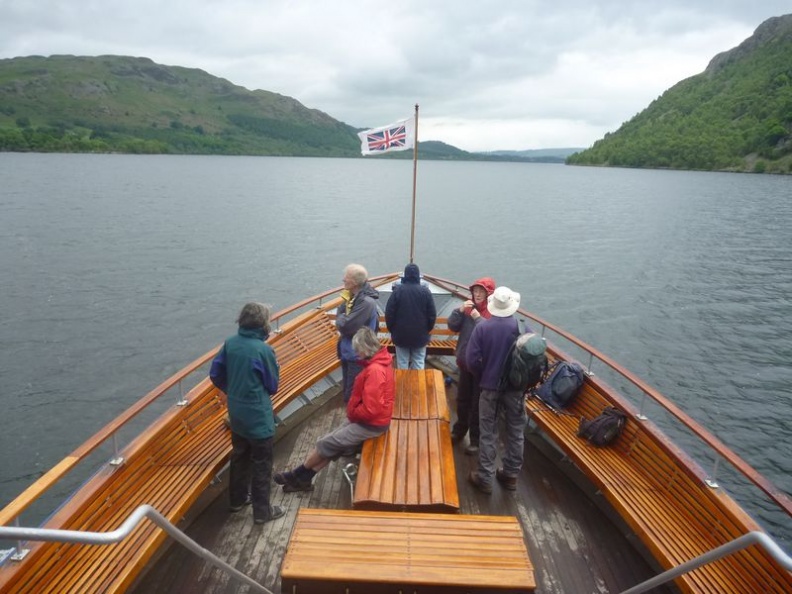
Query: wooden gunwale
527 364 792 592
2 271 790 593
0 278 382 592
0 273 401 528
424 272 792 516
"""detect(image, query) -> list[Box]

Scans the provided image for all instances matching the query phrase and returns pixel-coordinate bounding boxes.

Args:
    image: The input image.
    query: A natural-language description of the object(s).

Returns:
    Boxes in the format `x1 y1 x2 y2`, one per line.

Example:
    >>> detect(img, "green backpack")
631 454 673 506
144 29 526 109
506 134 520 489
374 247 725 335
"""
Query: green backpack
499 322 548 392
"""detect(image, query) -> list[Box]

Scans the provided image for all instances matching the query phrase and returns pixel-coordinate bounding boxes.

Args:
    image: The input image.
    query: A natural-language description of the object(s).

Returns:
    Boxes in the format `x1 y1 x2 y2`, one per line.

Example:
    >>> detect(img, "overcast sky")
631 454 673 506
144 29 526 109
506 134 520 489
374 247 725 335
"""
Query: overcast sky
1 1 789 152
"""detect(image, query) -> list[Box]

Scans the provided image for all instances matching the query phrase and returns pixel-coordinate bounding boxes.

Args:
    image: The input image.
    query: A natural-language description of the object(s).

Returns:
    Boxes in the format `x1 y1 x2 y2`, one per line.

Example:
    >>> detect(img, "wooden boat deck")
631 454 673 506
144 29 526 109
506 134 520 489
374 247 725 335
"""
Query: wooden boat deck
131 382 672 594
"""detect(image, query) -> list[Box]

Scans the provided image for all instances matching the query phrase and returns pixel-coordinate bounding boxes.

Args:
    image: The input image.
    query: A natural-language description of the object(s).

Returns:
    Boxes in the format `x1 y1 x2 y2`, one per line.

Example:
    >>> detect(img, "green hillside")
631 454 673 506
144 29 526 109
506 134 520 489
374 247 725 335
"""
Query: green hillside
567 14 792 174
0 54 361 156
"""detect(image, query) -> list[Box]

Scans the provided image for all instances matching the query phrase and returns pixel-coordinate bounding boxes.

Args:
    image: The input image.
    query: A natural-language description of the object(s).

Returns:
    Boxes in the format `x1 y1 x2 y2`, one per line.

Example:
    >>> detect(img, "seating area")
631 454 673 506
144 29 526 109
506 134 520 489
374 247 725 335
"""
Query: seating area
281 508 536 593
353 369 459 512
269 309 341 412
528 368 792 593
0 379 230 594
0 307 344 594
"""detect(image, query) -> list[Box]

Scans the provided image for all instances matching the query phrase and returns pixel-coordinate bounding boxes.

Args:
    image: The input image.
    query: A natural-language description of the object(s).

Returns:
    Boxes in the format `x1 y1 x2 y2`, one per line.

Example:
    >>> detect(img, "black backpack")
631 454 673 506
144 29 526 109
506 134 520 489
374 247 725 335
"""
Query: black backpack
532 360 585 410
498 322 547 392
577 407 627 446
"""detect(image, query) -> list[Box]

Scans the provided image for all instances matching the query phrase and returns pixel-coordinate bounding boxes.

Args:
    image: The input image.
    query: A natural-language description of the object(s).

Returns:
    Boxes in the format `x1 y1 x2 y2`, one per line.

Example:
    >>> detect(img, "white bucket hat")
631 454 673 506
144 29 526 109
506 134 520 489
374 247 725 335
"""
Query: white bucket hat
487 286 520 317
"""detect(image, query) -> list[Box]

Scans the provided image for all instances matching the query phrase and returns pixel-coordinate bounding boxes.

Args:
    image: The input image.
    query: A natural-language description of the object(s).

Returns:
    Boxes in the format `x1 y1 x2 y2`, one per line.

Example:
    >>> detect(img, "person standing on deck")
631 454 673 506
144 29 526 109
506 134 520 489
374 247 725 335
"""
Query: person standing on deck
274 327 395 492
385 263 437 370
336 263 380 402
448 276 495 455
465 287 525 494
209 302 286 524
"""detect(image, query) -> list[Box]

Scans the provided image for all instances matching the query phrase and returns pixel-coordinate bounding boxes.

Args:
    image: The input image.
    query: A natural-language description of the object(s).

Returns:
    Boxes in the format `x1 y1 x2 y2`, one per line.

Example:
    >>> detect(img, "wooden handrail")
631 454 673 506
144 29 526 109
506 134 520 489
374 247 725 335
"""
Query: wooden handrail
6 270 787 529
0 273 402 527
0 350 218 527
425 272 792 517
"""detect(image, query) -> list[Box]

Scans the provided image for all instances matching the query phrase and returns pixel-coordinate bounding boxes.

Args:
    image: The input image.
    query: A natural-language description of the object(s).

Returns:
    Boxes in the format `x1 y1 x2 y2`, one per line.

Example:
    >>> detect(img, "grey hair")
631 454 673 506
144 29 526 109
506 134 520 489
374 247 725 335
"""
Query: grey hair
352 327 381 358
344 263 368 288
236 302 272 333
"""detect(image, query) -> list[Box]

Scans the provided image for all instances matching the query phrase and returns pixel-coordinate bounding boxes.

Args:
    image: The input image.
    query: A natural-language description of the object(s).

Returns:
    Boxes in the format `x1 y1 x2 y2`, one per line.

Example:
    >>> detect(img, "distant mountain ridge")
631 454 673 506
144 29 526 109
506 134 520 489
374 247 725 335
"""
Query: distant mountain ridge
0 54 362 156
0 54 558 161
1 13 790 173
567 14 792 174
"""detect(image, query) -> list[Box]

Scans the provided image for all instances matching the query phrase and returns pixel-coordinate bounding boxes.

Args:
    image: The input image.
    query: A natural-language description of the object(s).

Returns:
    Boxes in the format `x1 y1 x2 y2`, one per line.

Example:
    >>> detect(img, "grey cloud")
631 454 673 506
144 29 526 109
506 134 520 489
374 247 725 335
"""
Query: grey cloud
0 0 790 150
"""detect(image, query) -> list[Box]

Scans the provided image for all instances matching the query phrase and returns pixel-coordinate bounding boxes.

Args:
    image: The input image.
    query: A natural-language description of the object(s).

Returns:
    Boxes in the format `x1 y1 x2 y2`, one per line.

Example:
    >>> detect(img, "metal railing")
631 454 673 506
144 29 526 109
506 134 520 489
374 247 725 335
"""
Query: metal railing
620 531 792 594
0 505 272 594
424 273 792 521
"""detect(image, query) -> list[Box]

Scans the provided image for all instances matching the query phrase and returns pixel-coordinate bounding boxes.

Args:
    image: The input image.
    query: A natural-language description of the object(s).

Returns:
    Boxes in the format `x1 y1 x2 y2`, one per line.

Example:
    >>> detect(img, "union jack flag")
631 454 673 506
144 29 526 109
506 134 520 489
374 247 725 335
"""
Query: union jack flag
358 117 415 155
365 125 407 152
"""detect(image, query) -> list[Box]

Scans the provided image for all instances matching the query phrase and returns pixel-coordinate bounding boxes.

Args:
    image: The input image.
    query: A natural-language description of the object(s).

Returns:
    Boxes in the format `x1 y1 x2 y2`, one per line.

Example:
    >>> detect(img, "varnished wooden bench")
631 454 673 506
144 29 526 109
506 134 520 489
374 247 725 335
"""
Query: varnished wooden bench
354 369 459 512
0 379 230 593
269 309 341 412
528 369 792 593
281 508 536 593
0 308 343 594
392 368 450 421
378 316 458 355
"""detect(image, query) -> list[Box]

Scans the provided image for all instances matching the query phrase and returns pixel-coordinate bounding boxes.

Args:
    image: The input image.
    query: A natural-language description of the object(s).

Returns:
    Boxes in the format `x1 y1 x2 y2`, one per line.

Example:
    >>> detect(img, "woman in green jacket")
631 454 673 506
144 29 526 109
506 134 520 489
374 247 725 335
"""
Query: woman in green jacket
210 302 285 524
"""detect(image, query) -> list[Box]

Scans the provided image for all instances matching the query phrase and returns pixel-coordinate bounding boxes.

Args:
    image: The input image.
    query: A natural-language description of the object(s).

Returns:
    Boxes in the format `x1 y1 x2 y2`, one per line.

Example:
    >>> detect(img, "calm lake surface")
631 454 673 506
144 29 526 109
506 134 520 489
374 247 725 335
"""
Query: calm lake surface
1 153 790 547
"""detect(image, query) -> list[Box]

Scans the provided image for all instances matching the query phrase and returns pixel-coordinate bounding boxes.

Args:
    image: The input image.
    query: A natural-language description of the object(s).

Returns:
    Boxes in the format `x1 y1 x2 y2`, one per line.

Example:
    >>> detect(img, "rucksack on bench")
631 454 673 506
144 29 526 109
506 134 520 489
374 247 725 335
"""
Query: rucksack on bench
532 360 585 410
577 406 627 446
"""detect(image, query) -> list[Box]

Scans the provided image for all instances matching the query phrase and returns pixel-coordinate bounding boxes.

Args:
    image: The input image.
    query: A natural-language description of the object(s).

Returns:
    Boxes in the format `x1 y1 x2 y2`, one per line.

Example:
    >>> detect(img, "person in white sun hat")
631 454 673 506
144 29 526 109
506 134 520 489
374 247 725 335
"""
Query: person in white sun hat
464 286 529 494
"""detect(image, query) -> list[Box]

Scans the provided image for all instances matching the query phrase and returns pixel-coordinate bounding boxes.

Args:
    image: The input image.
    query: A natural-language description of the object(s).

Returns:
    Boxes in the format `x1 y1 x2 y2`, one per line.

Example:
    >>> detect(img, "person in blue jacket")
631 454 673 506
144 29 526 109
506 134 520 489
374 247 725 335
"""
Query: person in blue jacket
210 302 285 525
385 263 437 369
336 263 380 402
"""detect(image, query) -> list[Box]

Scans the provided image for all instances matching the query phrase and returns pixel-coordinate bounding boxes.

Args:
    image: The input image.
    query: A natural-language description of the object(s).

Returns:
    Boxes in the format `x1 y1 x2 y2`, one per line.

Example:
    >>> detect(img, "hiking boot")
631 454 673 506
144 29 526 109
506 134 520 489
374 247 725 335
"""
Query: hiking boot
273 470 293 486
255 505 286 524
228 495 252 513
496 468 517 491
282 480 314 493
464 443 479 456
468 471 492 494
275 470 314 493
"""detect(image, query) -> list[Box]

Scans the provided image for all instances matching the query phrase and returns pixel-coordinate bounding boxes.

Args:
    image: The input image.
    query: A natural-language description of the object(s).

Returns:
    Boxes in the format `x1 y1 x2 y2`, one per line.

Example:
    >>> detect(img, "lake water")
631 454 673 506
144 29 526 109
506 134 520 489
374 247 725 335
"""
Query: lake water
1 153 790 548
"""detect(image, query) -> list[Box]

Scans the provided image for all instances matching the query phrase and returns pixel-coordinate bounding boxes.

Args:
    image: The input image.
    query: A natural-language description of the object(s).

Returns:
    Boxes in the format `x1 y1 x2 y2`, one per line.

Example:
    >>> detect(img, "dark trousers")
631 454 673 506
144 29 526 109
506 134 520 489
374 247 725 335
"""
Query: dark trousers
341 359 363 403
229 432 273 521
453 365 481 444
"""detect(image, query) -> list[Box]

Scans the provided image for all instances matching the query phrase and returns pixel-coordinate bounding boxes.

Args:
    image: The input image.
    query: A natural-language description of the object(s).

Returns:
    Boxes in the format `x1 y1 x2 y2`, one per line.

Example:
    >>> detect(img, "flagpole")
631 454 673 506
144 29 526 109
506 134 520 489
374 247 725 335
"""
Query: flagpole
409 104 419 264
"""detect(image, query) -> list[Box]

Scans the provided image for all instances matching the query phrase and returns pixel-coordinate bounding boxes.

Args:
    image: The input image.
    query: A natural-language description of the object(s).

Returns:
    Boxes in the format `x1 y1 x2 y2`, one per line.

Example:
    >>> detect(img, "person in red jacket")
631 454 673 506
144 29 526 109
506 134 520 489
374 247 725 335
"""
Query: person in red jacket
274 327 395 492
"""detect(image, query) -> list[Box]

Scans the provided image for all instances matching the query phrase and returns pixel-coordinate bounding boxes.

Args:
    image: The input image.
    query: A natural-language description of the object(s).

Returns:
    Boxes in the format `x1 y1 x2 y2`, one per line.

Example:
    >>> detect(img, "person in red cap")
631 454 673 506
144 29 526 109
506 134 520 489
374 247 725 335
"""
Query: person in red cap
447 277 495 455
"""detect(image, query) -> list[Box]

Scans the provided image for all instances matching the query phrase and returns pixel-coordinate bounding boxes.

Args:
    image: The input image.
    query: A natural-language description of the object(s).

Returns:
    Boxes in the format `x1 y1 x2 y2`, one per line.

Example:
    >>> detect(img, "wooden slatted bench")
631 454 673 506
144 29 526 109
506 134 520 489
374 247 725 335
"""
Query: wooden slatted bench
354 370 458 513
269 308 341 412
281 508 536 593
0 379 230 593
378 316 458 356
392 368 450 421
528 370 792 593
0 308 344 593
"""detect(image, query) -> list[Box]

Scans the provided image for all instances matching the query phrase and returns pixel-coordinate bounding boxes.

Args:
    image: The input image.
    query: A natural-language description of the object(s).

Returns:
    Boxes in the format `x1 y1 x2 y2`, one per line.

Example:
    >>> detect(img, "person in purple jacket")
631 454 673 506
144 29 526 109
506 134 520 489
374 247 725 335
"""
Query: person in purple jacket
465 286 525 494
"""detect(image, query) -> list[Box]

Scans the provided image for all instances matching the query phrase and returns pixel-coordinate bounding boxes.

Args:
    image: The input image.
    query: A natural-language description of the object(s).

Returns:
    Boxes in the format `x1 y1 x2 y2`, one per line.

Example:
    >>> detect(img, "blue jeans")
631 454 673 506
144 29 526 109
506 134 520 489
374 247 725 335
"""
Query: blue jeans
477 388 526 486
230 432 274 521
395 346 427 370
